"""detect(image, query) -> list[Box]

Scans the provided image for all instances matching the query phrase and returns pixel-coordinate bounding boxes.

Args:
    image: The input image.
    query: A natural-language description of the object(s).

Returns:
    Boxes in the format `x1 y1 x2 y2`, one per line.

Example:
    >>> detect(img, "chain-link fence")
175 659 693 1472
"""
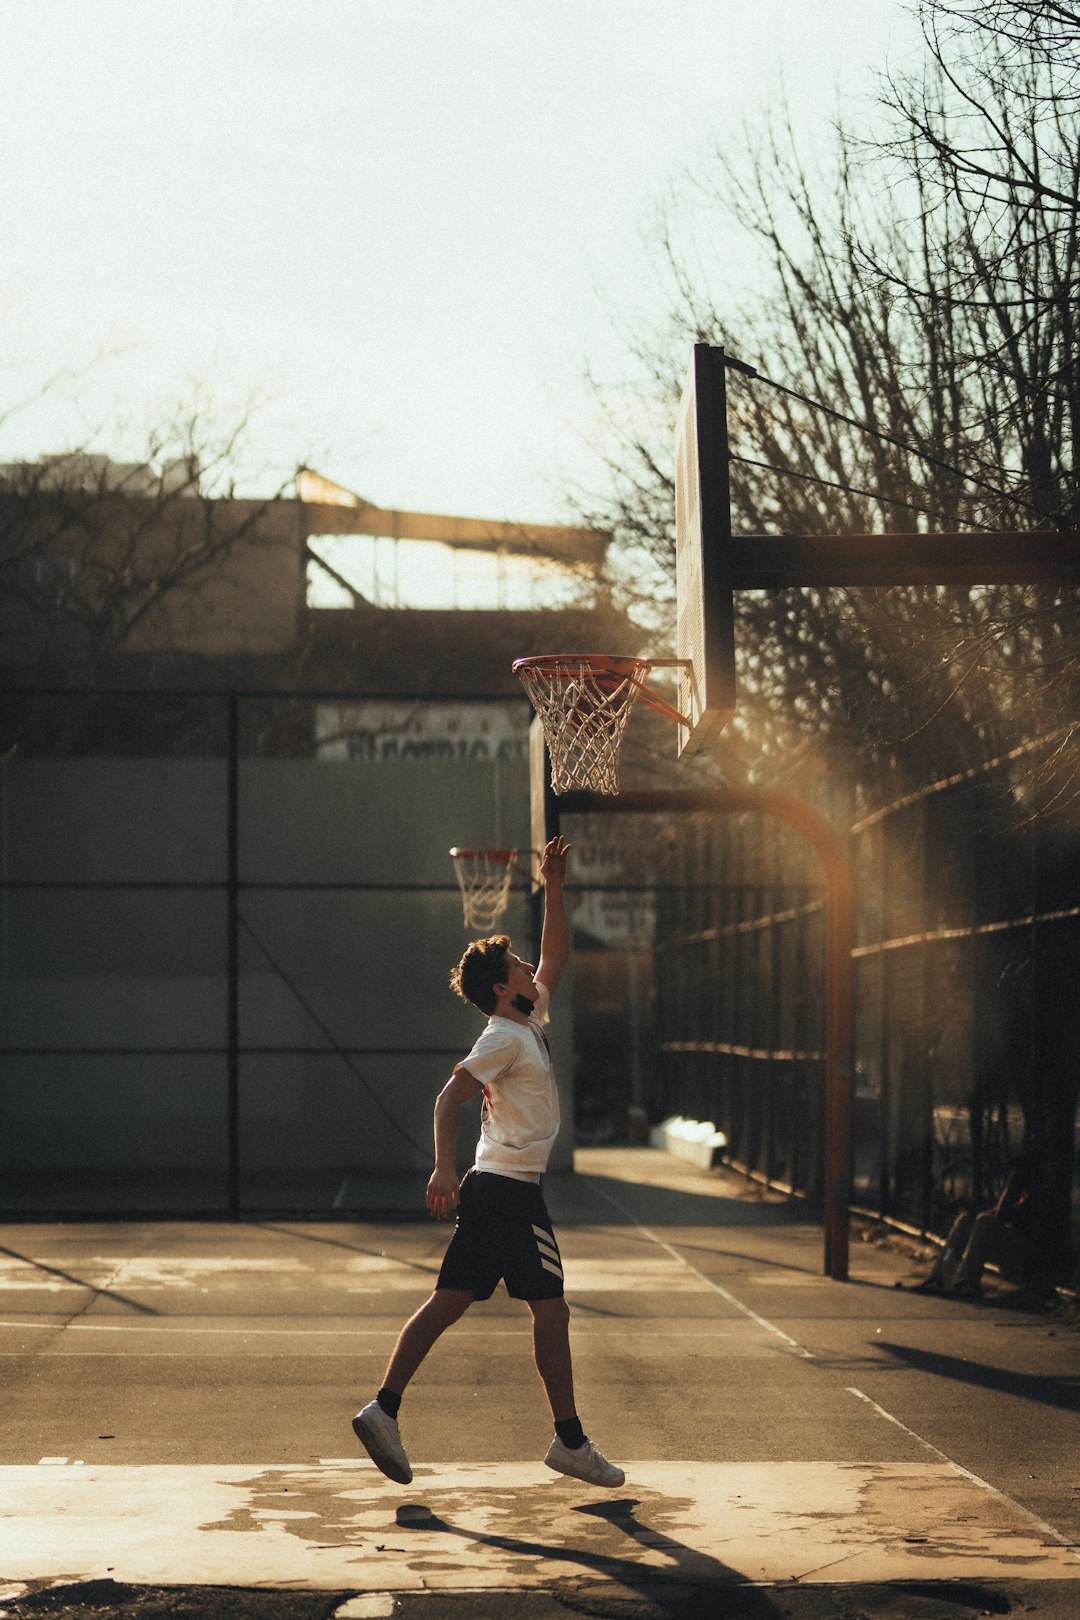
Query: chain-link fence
0 686 542 1217
649 746 1080 1266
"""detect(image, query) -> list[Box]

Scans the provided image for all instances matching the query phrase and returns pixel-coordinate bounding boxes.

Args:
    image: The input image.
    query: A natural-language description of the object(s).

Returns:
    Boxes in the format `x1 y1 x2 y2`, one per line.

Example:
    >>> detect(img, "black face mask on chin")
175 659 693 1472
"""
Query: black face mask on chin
511 993 535 1016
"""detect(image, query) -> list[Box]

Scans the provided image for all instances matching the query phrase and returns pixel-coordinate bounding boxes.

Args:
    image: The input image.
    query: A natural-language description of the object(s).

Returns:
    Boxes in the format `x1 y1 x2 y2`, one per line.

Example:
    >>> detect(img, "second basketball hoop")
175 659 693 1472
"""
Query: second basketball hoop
450 847 534 930
513 653 689 795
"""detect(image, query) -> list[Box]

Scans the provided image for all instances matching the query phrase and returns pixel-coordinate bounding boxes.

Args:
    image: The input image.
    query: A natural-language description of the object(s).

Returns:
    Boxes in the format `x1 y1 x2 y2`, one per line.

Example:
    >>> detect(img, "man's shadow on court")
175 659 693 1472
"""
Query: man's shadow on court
393 1494 785 1617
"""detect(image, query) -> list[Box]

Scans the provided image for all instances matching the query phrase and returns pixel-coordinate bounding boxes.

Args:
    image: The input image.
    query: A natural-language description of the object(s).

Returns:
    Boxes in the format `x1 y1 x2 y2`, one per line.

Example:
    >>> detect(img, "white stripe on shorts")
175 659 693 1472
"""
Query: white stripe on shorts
531 1225 563 1279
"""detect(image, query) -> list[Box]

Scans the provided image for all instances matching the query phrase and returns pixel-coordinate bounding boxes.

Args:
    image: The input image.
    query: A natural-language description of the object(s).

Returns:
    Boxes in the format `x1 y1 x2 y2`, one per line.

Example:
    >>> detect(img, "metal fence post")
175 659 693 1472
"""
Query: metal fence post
226 692 240 1218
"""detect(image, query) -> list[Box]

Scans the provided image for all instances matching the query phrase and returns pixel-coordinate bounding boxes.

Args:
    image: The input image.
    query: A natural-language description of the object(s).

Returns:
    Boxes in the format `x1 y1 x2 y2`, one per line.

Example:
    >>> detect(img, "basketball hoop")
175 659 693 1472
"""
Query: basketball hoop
450 848 531 930
513 654 689 795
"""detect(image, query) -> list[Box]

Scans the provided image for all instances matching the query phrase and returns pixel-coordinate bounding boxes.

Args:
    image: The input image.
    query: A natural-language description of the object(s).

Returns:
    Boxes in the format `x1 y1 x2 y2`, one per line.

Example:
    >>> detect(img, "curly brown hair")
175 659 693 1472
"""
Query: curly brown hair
450 934 512 1015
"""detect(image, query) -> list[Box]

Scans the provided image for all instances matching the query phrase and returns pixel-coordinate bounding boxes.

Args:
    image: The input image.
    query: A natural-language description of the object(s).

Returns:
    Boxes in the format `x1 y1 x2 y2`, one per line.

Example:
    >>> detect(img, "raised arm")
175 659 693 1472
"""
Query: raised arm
535 834 571 999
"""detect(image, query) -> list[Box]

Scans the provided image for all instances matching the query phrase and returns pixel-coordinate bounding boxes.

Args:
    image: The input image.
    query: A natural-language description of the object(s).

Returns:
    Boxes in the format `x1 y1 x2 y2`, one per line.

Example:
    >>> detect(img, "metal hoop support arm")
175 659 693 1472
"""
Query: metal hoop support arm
555 786 854 1282
622 658 693 727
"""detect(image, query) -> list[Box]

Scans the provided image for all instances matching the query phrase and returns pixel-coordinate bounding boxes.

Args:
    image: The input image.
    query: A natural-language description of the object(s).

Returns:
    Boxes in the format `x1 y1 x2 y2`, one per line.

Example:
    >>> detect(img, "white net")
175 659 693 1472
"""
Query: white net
514 656 648 795
450 849 518 931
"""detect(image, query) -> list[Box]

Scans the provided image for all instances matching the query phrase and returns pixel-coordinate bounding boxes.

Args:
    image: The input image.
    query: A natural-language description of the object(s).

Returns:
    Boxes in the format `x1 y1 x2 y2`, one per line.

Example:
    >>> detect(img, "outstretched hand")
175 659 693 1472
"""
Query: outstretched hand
539 834 571 884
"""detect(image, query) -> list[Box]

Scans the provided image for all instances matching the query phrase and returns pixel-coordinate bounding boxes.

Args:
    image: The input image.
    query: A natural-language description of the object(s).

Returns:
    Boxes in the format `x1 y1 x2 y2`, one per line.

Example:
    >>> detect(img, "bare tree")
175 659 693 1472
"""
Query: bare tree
914 1 1080 74
0 383 299 755
582 36 1079 796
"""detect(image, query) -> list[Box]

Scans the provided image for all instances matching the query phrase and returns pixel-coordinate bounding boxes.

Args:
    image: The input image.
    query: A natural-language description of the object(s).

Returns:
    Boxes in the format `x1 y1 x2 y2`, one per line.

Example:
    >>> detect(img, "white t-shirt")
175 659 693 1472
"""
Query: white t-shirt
459 981 560 1179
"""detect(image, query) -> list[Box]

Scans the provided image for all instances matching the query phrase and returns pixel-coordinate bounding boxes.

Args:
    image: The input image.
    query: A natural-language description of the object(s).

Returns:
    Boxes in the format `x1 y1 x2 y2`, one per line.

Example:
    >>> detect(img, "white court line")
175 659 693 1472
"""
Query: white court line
0 1321 397 1338
0 1315 748 1341
847 1386 1080 1557
583 1176 814 1358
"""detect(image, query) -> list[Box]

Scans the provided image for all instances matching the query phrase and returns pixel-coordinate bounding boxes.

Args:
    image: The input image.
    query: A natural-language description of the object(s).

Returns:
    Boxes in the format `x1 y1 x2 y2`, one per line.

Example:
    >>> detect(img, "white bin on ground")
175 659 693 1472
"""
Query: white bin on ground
649 1115 727 1169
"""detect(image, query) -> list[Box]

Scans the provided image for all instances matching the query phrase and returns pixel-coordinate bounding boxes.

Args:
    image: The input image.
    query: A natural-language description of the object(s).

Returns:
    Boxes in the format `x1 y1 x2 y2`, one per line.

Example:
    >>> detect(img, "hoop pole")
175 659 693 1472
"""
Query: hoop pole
726 530 1080 588
556 786 854 1282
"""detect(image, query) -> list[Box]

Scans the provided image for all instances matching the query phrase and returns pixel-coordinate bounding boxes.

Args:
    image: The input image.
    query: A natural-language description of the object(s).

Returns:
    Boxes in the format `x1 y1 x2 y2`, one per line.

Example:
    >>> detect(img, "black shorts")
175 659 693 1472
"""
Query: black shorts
437 1169 565 1301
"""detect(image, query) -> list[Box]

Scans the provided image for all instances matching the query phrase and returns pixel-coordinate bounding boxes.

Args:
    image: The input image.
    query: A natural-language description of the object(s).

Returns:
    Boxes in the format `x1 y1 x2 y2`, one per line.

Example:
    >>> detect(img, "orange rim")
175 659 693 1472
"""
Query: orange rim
449 847 517 861
449 848 534 881
513 654 690 728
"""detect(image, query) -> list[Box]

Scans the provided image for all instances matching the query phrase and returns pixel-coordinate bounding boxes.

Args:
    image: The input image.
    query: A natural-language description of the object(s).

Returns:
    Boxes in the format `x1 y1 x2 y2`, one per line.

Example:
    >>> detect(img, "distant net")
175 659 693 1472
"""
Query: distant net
514 654 686 795
450 848 521 930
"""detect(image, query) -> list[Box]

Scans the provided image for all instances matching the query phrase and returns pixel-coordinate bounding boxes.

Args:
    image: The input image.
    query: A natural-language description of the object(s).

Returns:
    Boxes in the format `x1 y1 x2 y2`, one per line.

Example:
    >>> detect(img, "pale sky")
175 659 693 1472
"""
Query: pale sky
0 0 913 528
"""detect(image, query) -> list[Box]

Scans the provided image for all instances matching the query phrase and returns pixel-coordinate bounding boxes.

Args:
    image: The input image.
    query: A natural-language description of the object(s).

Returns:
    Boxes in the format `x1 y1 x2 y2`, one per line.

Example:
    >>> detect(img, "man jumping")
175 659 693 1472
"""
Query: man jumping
352 834 624 1489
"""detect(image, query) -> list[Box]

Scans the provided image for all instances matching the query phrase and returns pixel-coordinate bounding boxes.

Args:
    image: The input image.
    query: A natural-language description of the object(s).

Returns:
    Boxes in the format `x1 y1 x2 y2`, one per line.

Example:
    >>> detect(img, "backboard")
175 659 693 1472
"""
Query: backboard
675 343 736 754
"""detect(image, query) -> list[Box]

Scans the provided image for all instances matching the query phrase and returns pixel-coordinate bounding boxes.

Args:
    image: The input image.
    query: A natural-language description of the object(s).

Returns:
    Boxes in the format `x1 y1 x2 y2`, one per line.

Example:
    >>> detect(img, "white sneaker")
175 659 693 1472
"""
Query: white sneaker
352 1399 412 1484
544 1435 625 1488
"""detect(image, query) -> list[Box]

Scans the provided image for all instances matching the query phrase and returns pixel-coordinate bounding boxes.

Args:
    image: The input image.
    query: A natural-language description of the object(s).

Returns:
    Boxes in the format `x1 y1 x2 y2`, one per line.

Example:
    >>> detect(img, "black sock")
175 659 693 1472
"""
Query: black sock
555 1416 586 1450
377 1387 401 1420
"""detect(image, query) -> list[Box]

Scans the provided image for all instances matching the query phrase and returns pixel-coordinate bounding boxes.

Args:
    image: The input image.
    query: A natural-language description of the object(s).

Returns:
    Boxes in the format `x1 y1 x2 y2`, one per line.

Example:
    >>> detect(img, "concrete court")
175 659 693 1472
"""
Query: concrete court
0 1146 1078 1619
